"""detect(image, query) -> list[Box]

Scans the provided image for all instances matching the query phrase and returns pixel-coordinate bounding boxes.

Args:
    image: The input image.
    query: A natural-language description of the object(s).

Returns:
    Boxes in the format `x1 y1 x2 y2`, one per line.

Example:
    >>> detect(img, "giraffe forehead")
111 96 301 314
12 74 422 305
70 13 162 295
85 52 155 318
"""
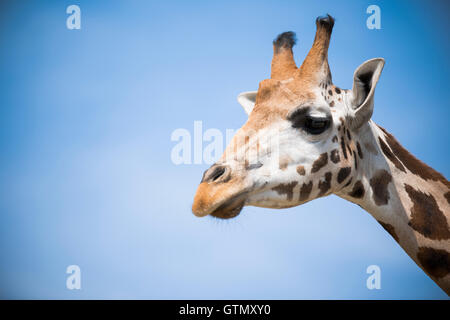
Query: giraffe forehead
254 79 317 112
252 73 353 123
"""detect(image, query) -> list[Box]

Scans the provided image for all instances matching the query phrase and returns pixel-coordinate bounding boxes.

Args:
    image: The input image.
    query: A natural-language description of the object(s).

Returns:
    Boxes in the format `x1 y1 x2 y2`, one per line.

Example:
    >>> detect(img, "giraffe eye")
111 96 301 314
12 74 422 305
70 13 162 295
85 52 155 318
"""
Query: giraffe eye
304 116 330 134
288 107 331 135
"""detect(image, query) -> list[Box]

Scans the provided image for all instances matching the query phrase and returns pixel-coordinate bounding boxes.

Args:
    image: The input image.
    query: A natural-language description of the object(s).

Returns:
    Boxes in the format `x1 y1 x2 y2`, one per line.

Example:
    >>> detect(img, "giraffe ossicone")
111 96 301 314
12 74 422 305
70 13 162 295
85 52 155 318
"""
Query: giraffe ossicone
192 15 450 295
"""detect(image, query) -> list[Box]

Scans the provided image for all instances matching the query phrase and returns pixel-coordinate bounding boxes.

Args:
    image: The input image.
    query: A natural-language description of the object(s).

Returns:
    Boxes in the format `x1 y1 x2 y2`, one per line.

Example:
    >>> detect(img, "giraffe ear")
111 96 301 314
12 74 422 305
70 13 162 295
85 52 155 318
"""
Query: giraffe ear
237 91 257 115
349 58 385 129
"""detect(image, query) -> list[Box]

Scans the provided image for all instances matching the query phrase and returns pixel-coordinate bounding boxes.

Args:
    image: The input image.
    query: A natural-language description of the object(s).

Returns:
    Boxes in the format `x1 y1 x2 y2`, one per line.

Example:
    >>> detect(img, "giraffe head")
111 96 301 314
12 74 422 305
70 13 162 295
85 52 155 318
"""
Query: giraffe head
192 15 385 219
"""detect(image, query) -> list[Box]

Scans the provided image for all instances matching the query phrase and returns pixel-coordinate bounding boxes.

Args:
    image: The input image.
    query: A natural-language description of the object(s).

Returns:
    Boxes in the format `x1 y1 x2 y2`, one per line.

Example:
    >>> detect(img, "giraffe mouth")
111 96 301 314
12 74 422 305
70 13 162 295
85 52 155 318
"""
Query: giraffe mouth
209 194 246 219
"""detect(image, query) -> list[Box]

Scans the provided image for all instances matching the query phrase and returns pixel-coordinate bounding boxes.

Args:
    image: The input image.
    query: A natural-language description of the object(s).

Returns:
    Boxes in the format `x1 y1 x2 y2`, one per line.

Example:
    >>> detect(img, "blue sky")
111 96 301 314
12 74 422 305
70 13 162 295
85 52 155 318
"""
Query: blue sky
0 0 449 299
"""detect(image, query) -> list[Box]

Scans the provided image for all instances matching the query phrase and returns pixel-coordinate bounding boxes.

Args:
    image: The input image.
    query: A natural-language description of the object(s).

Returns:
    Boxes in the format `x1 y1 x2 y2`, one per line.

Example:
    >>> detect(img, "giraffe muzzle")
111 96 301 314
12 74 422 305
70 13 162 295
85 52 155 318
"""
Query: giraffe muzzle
192 185 247 219
192 164 249 219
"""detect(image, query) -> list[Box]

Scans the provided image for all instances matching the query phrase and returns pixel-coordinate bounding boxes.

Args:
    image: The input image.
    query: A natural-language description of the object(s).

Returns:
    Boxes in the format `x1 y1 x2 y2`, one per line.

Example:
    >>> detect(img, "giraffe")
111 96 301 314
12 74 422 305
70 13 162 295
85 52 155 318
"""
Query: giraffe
191 15 450 295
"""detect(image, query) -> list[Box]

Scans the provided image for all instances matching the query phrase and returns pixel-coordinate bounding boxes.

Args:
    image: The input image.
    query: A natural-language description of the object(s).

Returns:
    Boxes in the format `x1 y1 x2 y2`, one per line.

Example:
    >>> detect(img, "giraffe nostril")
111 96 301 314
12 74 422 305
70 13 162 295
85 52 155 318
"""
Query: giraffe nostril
210 166 226 182
201 165 230 183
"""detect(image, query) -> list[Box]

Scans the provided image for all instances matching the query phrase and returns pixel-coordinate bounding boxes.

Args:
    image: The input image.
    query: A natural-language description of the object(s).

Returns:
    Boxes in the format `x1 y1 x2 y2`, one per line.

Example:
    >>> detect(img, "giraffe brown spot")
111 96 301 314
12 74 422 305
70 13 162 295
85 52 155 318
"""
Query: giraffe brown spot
404 184 450 240
311 153 328 173
279 156 291 171
340 137 347 159
335 87 341 94
369 169 392 206
445 191 450 204
378 137 406 173
330 149 340 164
337 167 351 184
356 142 364 159
318 172 332 196
299 181 313 201
332 135 338 143
377 221 399 242
343 178 353 188
417 247 450 279
329 101 335 107
378 125 450 188
296 165 305 176
272 181 298 202
349 180 365 198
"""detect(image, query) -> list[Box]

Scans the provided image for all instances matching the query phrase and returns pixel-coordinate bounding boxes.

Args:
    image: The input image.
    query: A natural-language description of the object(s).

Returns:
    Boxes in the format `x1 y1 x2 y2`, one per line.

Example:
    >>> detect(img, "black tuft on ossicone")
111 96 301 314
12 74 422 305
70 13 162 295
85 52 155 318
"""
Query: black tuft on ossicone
273 31 297 53
316 14 335 31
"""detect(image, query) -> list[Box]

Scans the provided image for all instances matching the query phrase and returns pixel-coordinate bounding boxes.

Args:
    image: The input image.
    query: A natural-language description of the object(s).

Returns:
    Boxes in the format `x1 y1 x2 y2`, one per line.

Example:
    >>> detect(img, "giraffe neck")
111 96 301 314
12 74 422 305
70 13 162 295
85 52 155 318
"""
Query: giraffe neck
335 120 450 295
